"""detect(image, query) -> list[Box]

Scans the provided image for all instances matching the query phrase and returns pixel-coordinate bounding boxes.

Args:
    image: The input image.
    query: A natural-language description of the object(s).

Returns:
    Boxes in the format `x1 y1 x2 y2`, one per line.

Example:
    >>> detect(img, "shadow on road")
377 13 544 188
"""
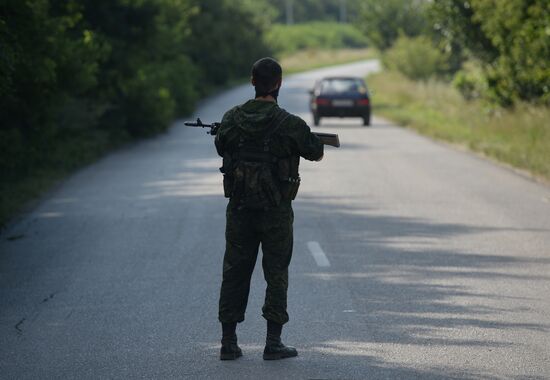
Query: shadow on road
2 135 549 379
131 167 550 378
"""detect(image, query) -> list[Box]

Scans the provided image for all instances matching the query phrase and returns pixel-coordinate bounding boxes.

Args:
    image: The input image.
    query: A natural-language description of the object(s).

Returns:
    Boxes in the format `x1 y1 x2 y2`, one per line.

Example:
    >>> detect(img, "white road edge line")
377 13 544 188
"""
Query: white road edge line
307 241 331 267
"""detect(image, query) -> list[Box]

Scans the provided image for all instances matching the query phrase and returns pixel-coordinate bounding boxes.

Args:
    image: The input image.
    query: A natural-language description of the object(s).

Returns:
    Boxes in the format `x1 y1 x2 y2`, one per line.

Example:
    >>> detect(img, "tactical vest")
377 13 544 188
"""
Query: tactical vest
220 109 300 209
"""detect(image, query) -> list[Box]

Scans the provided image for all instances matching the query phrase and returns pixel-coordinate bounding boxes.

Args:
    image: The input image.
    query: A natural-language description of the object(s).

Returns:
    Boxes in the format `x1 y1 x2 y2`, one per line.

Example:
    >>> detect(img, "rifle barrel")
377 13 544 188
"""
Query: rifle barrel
184 119 220 135
184 122 213 127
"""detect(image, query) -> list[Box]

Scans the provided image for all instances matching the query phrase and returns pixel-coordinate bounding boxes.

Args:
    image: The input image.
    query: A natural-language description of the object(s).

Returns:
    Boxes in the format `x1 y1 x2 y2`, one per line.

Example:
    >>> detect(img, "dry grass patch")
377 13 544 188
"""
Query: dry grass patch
368 71 550 180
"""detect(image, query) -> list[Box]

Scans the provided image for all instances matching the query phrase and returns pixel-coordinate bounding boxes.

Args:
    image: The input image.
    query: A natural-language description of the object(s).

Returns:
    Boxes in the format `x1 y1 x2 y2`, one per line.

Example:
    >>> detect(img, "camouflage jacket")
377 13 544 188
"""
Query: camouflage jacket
215 100 324 161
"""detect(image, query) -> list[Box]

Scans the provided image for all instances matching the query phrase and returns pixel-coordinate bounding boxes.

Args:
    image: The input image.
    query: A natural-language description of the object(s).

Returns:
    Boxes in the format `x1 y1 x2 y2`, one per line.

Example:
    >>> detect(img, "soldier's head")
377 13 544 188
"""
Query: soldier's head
251 57 282 101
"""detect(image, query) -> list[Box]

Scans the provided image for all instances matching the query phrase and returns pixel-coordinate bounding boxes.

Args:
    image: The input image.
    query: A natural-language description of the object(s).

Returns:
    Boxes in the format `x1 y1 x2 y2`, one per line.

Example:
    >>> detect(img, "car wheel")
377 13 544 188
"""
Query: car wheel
362 115 371 127
313 114 320 126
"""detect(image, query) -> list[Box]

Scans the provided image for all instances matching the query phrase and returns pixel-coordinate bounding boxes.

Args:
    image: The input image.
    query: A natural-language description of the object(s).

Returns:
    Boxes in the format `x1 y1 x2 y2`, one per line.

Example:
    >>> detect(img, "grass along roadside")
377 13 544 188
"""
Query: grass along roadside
280 48 377 74
267 22 368 58
367 70 550 181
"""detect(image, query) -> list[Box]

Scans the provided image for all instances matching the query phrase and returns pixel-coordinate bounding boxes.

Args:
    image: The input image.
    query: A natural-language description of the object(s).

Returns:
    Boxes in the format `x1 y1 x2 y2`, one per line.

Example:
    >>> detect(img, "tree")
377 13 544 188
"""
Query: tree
430 0 550 105
80 0 199 136
356 0 428 50
0 0 104 178
185 0 273 87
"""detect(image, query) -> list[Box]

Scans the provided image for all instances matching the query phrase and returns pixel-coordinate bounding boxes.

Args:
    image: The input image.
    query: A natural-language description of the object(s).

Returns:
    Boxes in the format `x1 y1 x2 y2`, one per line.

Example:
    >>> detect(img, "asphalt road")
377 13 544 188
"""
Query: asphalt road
1 60 550 379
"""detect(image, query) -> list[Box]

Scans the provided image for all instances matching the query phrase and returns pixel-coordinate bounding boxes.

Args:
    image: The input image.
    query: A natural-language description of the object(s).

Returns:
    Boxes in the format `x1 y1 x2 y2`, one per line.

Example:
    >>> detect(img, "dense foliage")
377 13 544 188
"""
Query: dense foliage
0 0 272 185
430 0 550 105
0 0 274 225
356 0 549 106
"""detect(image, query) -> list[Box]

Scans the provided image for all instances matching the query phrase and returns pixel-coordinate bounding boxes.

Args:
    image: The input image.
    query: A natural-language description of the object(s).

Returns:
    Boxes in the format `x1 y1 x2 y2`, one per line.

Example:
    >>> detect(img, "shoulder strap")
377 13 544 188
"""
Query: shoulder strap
264 109 290 142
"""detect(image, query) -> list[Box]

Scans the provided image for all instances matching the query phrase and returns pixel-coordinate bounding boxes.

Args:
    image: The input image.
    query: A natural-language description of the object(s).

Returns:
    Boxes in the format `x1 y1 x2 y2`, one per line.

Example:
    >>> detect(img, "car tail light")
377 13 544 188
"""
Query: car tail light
315 98 330 106
357 98 370 106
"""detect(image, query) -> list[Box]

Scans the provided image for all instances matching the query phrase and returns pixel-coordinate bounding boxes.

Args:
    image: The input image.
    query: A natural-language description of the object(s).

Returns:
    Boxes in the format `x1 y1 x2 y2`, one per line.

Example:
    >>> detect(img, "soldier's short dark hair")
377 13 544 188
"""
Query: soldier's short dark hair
252 57 282 95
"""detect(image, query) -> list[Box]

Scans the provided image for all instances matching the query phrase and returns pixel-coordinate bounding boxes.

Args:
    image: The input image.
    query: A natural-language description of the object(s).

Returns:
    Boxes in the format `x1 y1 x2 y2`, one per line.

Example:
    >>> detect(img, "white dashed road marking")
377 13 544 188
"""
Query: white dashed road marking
307 241 331 267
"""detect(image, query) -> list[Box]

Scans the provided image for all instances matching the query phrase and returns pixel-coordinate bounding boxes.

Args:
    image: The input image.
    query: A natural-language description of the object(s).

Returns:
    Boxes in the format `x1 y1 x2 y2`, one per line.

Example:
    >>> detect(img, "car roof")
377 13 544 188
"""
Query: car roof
319 76 364 81
316 77 366 87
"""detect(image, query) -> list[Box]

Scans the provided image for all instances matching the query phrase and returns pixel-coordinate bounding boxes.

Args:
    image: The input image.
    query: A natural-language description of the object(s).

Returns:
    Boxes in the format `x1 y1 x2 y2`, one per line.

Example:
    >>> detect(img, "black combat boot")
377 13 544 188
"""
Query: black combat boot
220 322 242 360
263 320 298 360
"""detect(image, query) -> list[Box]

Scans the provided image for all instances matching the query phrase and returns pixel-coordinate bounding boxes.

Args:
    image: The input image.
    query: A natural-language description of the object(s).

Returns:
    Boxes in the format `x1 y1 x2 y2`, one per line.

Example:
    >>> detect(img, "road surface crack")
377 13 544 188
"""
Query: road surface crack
6 234 25 241
41 292 56 303
15 318 25 334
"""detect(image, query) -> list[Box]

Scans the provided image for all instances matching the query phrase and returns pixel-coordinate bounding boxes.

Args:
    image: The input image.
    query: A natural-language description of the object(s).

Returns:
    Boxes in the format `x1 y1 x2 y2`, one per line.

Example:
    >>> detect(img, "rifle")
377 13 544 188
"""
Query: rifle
184 118 221 135
184 118 340 148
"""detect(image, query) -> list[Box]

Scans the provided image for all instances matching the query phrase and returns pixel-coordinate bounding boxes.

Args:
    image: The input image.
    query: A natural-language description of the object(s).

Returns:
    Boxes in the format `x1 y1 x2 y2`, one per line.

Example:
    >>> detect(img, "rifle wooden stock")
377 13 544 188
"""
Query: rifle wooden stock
312 132 340 148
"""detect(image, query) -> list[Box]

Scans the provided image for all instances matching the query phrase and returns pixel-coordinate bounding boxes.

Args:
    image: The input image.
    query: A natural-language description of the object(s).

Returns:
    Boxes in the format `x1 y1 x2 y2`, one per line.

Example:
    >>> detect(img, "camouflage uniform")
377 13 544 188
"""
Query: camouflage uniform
216 99 323 325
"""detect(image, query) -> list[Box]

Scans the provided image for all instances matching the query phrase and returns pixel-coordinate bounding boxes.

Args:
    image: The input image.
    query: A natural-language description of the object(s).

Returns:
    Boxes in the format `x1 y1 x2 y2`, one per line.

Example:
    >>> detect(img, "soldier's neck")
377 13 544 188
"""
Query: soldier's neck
255 96 276 103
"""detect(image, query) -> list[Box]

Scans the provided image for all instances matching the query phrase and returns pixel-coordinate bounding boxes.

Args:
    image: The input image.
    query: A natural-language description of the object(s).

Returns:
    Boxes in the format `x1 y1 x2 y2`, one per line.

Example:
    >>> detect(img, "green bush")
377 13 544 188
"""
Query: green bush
452 63 487 101
383 35 447 81
266 22 368 57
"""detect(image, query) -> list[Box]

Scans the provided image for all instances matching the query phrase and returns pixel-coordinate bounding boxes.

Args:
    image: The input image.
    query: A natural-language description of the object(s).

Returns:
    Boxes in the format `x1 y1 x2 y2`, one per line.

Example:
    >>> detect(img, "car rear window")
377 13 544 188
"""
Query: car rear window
320 78 366 94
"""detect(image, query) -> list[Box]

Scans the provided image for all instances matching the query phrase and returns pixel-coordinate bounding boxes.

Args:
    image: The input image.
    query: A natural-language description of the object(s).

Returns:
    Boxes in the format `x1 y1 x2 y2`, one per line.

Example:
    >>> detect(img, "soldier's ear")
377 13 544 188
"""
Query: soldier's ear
251 76 256 86
277 78 282 88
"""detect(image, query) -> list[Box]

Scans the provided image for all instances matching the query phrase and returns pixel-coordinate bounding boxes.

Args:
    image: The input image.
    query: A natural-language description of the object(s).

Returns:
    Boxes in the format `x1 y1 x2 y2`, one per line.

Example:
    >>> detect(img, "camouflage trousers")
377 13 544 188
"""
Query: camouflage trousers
218 200 294 325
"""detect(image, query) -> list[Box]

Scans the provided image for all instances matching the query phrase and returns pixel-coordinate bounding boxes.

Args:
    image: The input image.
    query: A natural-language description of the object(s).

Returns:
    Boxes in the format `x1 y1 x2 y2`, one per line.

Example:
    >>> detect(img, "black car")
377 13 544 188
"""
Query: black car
309 76 371 126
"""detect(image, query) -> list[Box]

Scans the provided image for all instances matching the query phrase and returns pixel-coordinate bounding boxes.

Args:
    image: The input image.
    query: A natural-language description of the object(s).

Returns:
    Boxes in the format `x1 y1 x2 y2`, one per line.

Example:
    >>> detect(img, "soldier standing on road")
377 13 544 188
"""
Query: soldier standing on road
215 57 324 360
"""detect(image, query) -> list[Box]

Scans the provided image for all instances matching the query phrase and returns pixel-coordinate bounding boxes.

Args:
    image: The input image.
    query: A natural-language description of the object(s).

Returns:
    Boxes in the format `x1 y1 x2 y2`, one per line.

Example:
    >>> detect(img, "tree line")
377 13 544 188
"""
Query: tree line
269 0 363 24
0 0 273 185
